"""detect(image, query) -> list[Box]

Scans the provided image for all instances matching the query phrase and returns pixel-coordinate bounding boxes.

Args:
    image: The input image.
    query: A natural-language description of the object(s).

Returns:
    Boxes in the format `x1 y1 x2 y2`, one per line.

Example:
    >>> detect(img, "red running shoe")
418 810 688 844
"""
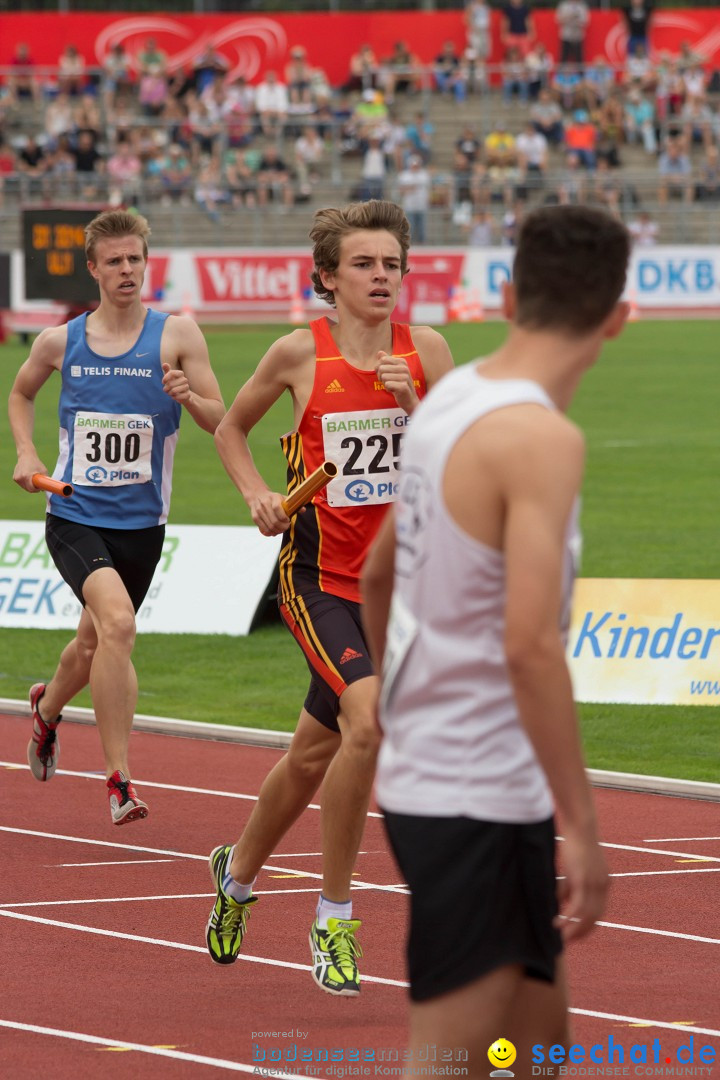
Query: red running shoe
107 770 149 825
27 683 62 781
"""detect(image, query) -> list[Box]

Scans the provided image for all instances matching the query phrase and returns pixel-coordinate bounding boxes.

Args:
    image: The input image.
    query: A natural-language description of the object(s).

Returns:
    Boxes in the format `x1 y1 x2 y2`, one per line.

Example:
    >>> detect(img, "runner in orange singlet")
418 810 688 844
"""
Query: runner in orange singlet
205 200 454 994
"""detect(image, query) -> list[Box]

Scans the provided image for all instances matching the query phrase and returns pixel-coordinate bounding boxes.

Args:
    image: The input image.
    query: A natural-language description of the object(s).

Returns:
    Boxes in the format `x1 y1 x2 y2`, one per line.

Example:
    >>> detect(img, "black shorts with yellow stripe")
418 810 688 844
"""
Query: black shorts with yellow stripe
279 590 375 732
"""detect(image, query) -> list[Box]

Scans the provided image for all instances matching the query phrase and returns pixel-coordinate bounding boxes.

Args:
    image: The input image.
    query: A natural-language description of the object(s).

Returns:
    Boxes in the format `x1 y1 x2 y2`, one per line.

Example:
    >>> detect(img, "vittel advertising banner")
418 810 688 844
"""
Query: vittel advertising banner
0 521 280 636
569 578 720 706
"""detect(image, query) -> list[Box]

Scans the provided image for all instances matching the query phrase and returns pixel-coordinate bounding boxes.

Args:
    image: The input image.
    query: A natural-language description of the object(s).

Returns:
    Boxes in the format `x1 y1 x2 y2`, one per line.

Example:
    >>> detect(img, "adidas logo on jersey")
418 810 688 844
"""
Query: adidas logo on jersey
339 647 363 664
325 379 345 393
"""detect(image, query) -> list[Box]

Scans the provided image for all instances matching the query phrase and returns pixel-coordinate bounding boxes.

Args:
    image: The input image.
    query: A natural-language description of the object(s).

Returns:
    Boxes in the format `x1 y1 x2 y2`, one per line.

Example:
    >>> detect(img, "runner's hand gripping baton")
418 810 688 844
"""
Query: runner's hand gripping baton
282 461 337 517
32 473 74 498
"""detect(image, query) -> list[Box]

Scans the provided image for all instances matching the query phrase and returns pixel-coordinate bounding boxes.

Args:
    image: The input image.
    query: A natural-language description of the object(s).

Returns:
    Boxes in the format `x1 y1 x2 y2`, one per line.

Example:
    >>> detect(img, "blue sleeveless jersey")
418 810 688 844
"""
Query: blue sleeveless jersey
49 309 182 529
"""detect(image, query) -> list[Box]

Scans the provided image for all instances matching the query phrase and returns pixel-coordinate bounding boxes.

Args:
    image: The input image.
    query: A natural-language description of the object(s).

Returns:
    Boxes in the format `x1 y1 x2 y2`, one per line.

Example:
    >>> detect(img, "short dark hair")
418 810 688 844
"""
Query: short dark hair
85 209 151 263
513 205 630 334
309 200 410 307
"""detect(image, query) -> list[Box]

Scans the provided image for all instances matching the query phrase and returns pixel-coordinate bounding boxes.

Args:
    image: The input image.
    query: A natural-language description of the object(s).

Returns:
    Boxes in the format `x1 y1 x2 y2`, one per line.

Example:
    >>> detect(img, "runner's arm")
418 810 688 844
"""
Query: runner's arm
501 412 608 942
163 314 225 433
376 327 454 414
8 326 65 492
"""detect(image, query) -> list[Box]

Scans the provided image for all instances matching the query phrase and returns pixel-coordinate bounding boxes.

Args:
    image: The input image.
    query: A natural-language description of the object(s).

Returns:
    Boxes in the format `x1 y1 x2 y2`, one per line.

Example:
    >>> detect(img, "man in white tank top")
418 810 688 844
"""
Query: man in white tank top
363 205 631 1074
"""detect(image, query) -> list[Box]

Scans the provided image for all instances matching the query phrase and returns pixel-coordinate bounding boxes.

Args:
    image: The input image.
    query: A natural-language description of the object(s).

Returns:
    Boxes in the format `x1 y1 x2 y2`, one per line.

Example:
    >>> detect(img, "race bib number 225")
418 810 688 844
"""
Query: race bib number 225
322 407 409 507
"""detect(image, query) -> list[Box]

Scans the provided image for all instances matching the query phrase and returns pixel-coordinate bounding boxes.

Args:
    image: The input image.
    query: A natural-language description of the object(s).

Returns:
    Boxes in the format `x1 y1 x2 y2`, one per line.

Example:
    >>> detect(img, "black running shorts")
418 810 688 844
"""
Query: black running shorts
45 514 165 612
382 812 562 1002
279 591 375 733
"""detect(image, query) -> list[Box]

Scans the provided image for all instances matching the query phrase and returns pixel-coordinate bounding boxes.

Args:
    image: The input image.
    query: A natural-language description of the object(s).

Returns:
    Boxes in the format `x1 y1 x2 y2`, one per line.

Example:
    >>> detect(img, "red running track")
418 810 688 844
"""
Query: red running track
1 711 719 1079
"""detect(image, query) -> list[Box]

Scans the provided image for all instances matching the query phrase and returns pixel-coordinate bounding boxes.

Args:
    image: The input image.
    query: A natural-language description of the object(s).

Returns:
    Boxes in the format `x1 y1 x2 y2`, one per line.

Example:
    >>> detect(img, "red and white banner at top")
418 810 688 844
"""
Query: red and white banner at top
4 10 720 86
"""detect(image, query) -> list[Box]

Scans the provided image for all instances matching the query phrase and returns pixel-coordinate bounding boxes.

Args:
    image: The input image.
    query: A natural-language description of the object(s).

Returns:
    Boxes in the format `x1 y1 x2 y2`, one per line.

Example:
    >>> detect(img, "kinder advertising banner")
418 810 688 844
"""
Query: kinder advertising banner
568 578 720 706
0 521 280 636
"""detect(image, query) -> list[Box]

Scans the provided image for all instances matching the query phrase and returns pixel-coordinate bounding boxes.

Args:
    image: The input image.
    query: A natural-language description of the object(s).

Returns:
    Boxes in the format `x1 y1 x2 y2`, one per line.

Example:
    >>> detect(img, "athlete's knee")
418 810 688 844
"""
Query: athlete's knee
286 742 335 788
340 713 381 762
95 607 136 650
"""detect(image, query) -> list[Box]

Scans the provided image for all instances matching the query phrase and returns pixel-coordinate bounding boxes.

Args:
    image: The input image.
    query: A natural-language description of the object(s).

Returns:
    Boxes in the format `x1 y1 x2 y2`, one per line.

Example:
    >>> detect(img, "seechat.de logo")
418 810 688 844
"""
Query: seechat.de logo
344 479 374 503
488 1038 516 1077
85 466 108 484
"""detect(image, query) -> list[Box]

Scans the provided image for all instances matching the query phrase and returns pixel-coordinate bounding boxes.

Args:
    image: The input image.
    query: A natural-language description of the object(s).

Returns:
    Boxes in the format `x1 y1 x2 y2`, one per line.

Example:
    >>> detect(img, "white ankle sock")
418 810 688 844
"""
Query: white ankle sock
316 894 352 929
221 847 255 903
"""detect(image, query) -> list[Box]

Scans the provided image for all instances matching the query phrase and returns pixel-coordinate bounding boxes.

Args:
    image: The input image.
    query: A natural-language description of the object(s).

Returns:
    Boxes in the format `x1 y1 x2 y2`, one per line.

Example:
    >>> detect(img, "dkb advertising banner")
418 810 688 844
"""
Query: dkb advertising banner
569 578 720 706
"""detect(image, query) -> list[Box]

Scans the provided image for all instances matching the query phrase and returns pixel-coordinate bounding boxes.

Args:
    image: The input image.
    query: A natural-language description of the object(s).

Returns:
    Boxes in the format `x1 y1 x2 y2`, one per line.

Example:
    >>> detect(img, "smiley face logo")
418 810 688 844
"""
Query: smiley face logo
488 1039 516 1073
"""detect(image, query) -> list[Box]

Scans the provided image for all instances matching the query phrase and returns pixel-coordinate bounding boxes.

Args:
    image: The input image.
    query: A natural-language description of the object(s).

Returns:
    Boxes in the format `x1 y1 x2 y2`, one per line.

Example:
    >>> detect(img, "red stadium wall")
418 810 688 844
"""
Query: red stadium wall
2 10 720 86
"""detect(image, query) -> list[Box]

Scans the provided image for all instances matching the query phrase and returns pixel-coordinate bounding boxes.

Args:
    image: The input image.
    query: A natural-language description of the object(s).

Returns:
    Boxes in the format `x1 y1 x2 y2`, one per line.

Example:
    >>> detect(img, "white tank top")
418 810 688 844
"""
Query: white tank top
375 363 581 823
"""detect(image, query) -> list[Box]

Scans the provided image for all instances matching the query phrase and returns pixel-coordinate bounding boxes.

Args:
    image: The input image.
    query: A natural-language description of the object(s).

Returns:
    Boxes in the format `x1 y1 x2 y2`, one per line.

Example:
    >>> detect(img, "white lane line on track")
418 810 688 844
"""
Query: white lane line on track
0 1019 300 1077
568 1010 720 1039
596 920 720 945
643 836 720 843
56 859 177 867
0 761 387 818
0 826 409 894
0 886 358 910
0 909 408 988
608 867 720 878
557 836 720 864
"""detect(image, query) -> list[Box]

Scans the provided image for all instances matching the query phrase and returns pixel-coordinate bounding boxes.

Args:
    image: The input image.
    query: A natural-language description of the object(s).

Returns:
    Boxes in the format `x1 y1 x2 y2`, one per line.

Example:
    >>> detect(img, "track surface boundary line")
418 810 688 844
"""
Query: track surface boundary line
2 697 719 800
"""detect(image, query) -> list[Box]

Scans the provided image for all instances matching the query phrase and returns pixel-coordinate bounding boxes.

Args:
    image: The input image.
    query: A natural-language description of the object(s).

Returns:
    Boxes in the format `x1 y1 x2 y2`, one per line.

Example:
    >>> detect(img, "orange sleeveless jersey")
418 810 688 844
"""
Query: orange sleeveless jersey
278 316 426 604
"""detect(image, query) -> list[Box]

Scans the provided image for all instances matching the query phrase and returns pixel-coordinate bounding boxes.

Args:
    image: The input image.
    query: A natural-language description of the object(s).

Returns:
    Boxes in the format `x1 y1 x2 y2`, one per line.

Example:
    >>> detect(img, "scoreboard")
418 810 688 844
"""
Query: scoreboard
23 206 103 303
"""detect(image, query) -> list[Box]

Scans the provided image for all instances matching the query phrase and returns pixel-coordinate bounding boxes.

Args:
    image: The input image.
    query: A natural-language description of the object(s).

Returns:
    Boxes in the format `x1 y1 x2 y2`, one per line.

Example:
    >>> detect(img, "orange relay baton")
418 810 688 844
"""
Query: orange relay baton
32 473 74 498
282 461 337 517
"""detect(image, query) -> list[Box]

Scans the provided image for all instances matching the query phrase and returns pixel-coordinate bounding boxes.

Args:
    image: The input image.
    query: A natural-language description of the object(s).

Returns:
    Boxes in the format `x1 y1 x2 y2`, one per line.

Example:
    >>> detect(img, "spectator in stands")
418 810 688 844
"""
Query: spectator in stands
45 92 75 144
484 121 519 203
556 151 586 204
138 37 168 79
694 145 720 202
501 201 523 245
525 41 553 100
584 56 616 106
623 0 654 59
186 92 223 164
17 135 47 198
8 42 41 104
551 61 584 110
515 119 548 188
456 126 482 165
405 111 434 165
452 149 475 206
74 93 102 144
71 129 104 199
44 134 76 200
102 43 134 112
465 208 495 246
191 45 229 97
255 143 295 208
396 154 432 244
106 137 143 208
282 46 313 127
682 61 706 102
0 135 18 206
588 157 622 215
294 125 326 196
195 156 228 223
464 0 491 81
556 0 590 67
564 108 598 169
657 137 693 204
530 87 565 146
624 84 657 154
352 89 390 151
159 142 194 206
500 0 535 57
681 93 714 150
434 41 467 104
344 44 379 94
255 70 289 138
358 134 387 200
627 48 657 96
502 46 530 104
138 64 169 119
596 89 625 152
383 109 410 172
57 43 87 97
381 41 423 103
224 149 258 208
628 208 659 244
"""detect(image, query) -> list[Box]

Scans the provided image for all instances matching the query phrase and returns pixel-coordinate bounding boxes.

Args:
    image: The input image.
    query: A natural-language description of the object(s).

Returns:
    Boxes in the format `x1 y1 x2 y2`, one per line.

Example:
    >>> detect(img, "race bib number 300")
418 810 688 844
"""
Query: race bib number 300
322 407 409 507
72 412 153 487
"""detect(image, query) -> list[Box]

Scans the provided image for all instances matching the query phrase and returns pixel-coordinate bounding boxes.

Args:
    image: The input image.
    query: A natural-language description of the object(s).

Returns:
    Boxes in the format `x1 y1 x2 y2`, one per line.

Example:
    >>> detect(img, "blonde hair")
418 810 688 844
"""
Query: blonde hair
85 209 151 263
309 200 410 307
